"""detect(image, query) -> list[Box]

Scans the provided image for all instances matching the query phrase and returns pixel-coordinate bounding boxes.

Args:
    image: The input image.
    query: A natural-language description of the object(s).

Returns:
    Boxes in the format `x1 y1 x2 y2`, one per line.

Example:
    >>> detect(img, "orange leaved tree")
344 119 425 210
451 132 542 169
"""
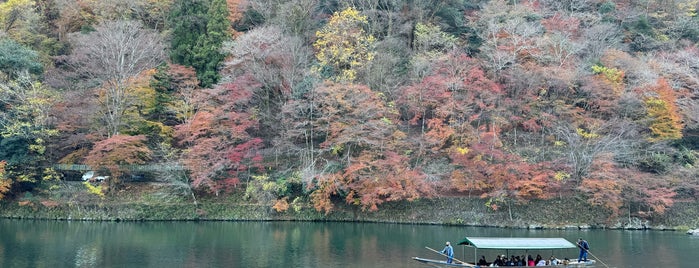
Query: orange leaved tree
84 135 153 192
643 78 683 141
299 82 433 213
449 132 557 221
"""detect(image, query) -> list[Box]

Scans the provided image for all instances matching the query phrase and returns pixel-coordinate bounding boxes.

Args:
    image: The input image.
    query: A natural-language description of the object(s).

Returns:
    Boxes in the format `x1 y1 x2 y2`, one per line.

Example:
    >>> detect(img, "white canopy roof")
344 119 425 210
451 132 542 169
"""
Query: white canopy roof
457 237 577 250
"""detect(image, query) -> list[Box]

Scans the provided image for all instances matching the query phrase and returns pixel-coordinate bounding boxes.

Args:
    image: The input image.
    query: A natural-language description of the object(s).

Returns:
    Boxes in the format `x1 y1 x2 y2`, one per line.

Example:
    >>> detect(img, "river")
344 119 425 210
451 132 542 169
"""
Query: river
1 219 697 267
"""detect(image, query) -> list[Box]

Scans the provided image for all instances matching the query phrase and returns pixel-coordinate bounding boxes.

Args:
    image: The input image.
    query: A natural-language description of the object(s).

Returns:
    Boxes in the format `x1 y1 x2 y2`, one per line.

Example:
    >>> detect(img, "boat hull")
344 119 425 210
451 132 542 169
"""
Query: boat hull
412 257 596 267
412 257 475 267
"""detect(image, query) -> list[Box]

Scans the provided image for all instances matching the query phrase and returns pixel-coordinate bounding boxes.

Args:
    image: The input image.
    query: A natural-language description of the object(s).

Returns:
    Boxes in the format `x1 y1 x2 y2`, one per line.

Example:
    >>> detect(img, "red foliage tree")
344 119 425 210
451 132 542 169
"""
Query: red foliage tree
333 151 434 212
222 26 311 145
84 134 153 191
579 155 624 218
541 13 581 36
581 153 678 219
397 52 563 219
296 82 434 213
449 131 557 220
175 75 264 195
621 170 677 218
398 53 504 155
534 13 581 67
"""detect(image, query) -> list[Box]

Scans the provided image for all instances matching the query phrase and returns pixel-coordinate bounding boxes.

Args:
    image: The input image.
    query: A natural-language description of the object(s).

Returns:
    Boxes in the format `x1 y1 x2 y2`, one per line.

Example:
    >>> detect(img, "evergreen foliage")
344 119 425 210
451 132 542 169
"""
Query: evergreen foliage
0 39 42 76
169 0 230 88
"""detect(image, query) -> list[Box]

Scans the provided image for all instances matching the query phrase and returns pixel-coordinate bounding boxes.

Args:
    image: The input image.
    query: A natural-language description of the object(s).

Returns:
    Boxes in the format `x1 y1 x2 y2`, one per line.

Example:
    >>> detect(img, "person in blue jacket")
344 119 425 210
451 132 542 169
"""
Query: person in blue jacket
577 238 590 262
441 241 454 264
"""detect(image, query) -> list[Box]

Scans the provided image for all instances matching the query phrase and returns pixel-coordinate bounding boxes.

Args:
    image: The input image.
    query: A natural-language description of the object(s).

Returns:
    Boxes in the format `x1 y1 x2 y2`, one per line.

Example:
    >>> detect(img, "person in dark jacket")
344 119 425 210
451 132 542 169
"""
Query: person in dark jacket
492 255 504 266
478 255 489 266
509 255 517 266
577 238 590 262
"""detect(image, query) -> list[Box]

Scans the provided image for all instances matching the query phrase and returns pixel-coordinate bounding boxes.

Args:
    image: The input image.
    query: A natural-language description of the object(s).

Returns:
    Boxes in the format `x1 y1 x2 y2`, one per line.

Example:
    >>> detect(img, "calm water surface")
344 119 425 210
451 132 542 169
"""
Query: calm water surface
1 219 697 267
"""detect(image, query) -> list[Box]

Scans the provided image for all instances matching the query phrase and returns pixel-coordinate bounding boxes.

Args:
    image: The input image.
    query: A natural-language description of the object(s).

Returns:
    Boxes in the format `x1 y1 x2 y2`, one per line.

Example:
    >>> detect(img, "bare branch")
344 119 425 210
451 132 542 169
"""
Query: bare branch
68 20 165 136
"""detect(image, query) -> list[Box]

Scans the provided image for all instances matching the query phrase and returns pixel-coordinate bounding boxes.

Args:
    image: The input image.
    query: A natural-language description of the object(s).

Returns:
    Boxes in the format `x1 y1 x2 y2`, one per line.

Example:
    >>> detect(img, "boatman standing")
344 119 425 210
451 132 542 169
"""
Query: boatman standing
441 241 454 264
577 238 589 263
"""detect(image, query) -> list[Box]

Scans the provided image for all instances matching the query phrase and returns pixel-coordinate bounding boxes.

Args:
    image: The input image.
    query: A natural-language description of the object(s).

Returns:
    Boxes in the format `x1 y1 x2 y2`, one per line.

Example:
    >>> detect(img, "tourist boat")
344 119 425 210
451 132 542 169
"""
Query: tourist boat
412 237 597 267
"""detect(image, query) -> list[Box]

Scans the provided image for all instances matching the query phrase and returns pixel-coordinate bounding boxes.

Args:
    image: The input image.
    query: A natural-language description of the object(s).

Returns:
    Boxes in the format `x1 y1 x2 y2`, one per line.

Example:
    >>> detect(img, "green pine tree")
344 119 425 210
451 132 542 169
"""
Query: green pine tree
168 0 230 88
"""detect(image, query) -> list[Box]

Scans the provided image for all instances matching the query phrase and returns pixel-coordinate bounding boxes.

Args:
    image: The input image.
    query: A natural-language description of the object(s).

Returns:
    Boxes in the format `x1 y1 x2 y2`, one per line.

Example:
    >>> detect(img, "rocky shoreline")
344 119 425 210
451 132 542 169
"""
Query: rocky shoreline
2 194 697 232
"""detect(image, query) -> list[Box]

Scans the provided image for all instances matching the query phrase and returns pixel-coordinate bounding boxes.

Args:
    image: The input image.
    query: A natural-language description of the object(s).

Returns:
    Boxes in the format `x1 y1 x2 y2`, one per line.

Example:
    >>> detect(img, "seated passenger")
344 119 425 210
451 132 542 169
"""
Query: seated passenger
506 255 516 266
515 255 523 266
478 256 489 266
549 256 559 265
492 255 504 266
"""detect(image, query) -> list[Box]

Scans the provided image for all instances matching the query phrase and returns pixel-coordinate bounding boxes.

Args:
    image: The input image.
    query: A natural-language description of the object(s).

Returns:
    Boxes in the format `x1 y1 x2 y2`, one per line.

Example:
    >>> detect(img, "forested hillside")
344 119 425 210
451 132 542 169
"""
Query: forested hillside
1 0 698 221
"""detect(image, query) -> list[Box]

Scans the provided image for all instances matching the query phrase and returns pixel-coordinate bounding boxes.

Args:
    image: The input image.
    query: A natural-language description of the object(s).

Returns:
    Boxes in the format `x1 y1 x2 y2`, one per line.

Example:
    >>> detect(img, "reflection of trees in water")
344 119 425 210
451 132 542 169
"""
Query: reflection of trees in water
4 221 698 267
75 244 99 267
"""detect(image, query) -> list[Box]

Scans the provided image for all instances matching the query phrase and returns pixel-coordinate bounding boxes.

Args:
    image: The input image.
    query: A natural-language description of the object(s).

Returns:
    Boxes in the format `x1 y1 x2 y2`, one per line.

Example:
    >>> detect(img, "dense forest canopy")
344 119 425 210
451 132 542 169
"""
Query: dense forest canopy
1 0 698 220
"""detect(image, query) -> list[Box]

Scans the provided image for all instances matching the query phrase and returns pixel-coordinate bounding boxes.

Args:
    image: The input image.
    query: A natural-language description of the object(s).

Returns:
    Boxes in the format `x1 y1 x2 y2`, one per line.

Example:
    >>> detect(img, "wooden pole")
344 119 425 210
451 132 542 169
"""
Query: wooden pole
577 241 611 268
586 250 611 268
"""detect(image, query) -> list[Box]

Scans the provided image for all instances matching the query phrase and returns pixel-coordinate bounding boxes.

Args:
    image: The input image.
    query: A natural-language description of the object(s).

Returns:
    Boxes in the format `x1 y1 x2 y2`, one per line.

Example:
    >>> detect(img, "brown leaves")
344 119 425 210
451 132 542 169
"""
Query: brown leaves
580 178 623 217
309 173 342 214
580 155 679 218
0 160 10 200
346 151 434 211
309 82 398 151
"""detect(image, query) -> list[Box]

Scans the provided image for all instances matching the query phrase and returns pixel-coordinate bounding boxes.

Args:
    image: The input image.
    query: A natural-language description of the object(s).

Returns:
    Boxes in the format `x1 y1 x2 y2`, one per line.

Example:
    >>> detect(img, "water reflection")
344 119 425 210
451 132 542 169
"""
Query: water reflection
74 244 99 267
1 220 697 268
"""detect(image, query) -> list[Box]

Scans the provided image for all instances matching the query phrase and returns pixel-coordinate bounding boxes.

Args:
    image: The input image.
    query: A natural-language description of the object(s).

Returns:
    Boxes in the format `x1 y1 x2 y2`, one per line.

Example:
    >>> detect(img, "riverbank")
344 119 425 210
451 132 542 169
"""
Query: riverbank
1 181 697 231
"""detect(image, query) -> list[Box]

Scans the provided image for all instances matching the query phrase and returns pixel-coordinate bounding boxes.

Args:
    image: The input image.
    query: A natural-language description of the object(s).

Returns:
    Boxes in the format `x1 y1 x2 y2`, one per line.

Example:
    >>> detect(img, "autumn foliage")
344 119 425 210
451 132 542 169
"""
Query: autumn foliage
84 135 153 190
642 78 684 141
449 133 556 213
295 82 434 212
313 7 375 82
0 160 10 200
175 75 264 195
3 0 699 221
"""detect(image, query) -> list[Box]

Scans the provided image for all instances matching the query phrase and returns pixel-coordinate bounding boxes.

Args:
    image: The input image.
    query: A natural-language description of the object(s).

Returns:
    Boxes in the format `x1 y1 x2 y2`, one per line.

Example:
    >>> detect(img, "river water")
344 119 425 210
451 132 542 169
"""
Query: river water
1 219 697 267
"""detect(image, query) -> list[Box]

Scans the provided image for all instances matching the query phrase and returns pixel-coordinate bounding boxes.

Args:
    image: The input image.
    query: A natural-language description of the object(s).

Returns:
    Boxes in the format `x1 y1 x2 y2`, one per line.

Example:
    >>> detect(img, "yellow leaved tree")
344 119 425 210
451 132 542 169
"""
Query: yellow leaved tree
313 7 375 82
644 78 683 141
0 0 35 39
